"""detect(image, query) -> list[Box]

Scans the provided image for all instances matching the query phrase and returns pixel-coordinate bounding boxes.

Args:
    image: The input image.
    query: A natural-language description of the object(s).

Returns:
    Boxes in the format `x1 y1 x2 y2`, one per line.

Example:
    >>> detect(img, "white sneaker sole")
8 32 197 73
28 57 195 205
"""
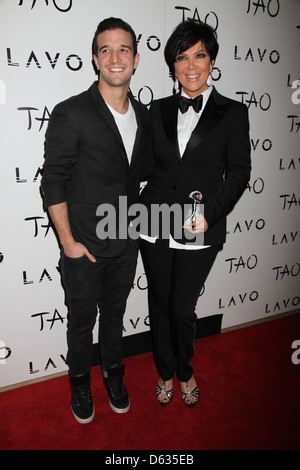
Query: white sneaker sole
109 399 130 414
72 405 95 424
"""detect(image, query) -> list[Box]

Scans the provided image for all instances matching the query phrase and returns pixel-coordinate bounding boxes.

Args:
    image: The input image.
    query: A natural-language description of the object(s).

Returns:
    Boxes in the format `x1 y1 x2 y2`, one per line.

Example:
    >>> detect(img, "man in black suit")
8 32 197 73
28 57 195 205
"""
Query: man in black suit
41 17 148 424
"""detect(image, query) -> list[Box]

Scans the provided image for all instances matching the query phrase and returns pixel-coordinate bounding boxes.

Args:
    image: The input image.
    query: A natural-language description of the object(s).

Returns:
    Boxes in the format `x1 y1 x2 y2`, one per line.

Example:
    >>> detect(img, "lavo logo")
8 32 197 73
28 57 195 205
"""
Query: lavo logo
29 355 67 375
291 80 300 105
7 48 83 71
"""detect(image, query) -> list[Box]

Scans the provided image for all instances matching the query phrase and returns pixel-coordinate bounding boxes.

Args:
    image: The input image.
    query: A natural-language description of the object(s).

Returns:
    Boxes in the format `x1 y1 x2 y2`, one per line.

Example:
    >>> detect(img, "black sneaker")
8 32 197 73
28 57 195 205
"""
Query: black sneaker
102 364 130 414
69 372 95 424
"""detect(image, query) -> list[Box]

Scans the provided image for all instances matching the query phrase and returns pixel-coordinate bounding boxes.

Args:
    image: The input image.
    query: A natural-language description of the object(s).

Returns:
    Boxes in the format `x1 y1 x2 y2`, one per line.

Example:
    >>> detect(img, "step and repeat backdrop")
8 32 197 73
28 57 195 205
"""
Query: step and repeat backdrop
0 0 299 388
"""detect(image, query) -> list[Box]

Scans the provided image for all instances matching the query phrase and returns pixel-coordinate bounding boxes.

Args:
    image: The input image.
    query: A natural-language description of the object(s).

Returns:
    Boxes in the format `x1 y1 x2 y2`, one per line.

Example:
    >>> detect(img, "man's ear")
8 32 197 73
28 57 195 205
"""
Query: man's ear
93 54 100 71
133 53 140 73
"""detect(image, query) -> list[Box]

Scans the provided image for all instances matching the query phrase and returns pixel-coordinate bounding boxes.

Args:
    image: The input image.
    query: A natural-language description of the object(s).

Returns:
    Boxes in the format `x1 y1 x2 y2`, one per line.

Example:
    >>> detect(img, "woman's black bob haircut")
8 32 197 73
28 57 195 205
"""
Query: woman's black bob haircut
164 19 219 82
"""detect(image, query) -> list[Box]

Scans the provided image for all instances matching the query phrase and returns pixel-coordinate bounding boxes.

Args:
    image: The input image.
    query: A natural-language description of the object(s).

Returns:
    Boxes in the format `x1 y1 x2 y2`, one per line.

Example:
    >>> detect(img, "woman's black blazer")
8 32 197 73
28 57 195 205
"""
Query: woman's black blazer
140 87 251 246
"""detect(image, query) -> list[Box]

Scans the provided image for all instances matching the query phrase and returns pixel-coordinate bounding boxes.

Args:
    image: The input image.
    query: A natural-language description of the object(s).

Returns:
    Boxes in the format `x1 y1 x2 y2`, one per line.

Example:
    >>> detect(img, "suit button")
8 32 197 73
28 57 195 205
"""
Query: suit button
173 185 177 189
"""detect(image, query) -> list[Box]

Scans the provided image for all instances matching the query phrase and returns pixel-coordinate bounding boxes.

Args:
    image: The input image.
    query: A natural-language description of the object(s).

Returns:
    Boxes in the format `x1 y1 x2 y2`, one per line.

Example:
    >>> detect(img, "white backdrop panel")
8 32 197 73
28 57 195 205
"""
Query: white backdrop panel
0 0 299 387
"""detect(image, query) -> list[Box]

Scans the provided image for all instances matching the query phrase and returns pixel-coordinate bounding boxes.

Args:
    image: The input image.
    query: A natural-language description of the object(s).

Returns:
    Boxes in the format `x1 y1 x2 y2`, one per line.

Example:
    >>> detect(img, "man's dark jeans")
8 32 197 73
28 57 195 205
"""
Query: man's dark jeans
60 240 138 376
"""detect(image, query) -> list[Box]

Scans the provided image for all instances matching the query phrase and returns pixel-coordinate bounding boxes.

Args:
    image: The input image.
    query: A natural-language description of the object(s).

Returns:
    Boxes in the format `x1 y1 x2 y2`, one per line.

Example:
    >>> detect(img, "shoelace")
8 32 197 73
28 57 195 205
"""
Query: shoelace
74 385 92 406
106 377 126 398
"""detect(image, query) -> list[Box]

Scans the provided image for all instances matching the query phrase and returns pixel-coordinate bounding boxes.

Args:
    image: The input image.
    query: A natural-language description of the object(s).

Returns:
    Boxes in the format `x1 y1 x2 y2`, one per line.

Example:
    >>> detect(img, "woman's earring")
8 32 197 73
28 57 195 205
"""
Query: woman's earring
174 78 180 93
207 74 212 87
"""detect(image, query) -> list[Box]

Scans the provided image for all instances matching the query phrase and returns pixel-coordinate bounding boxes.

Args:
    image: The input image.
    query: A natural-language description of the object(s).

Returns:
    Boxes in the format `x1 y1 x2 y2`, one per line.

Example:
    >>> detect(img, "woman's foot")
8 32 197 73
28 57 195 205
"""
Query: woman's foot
180 376 200 408
155 377 173 406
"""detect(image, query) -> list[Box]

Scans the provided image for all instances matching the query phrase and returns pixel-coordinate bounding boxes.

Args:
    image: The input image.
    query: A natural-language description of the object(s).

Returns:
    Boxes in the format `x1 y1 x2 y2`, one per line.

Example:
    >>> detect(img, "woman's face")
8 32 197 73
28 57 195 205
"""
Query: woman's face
174 40 214 97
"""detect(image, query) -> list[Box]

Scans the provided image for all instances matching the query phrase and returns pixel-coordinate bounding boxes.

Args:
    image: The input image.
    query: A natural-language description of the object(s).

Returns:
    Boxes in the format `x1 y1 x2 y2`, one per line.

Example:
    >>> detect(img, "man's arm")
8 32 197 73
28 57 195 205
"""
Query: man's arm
41 101 96 263
48 202 96 262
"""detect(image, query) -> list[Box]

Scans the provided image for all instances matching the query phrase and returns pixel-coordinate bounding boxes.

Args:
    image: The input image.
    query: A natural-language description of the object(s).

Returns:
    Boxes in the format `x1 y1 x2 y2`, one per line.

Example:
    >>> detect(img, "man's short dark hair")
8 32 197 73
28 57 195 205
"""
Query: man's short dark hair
92 17 138 57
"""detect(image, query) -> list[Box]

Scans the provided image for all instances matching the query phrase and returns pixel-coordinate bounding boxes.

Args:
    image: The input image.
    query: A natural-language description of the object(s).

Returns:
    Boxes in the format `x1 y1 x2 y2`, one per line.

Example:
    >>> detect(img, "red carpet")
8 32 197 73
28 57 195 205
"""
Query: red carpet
1 314 299 451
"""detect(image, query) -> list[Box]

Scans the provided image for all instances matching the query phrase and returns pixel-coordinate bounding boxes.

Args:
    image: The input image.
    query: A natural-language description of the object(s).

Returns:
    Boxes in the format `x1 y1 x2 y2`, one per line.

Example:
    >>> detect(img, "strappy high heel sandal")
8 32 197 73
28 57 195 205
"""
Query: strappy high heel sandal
181 382 200 408
155 381 173 407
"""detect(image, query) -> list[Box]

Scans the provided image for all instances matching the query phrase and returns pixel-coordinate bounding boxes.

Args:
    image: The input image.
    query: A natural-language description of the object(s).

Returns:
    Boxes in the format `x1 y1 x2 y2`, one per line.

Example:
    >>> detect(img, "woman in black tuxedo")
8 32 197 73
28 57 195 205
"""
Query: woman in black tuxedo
140 19 251 407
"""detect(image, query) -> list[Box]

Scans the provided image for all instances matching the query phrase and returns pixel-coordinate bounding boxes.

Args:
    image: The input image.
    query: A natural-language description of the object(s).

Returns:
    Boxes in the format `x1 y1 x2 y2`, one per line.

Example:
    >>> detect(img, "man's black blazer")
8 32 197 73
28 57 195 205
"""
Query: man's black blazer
140 87 251 246
41 81 149 257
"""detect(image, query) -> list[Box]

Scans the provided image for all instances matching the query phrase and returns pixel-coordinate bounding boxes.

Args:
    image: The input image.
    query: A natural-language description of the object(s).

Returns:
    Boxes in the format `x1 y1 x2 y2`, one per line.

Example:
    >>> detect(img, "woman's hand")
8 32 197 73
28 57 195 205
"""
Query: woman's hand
182 212 208 233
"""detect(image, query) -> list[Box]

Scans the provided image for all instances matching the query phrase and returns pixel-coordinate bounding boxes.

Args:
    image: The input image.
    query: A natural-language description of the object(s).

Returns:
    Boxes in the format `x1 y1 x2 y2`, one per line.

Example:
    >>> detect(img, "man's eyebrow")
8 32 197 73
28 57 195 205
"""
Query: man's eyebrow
121 44 132 50
98 44 132 52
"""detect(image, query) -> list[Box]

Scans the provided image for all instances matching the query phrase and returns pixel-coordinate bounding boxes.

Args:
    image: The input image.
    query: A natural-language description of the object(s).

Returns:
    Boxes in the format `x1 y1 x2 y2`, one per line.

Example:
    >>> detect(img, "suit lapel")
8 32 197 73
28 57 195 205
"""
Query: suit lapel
90 82 129 164
183 88 229 157
129 93 143 167
160 89 230 160
161 94 181 160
